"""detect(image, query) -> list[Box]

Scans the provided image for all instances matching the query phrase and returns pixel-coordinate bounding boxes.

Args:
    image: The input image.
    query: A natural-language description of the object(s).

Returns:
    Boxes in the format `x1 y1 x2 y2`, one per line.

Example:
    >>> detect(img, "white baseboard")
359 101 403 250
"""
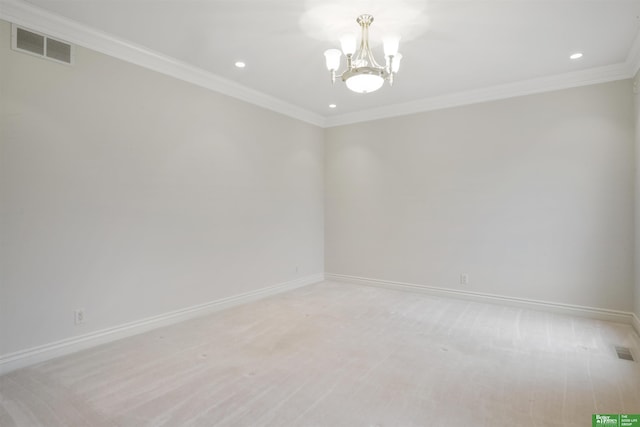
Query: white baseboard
0 274 324 376
632 313 640 337
326 273 637 327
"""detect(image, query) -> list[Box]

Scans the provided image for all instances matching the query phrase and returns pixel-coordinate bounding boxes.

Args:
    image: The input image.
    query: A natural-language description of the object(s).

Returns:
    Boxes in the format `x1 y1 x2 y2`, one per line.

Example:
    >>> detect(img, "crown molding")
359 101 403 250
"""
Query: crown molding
0 0 326 127
2 0 639 129
324 62 633 127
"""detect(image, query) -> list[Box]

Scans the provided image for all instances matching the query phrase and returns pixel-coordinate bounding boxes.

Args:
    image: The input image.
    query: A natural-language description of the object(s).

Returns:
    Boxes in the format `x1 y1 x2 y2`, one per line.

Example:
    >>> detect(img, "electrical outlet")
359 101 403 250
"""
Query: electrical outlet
74 309 85 325
460 274 469 285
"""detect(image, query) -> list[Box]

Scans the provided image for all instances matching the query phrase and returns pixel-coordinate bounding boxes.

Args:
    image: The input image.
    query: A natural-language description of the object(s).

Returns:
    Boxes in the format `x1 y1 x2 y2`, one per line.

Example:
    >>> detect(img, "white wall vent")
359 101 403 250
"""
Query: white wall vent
11 24 74 65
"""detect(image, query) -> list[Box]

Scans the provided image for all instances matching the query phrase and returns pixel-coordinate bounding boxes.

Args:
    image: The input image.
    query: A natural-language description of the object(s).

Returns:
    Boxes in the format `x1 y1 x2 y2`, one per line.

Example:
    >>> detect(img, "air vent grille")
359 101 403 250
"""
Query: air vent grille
11 24 74 65
615 346 635 362
46 38 72 63
16 27 44 55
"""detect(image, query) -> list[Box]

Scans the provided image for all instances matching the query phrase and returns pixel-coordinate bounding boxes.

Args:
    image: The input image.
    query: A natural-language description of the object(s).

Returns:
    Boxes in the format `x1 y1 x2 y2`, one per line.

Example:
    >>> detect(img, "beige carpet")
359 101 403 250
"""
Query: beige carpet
1 281 639 426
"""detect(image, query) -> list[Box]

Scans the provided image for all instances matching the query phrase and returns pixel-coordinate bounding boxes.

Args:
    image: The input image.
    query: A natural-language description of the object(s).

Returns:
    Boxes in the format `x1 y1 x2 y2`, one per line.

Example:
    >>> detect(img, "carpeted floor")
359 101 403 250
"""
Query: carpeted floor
1 281 639 426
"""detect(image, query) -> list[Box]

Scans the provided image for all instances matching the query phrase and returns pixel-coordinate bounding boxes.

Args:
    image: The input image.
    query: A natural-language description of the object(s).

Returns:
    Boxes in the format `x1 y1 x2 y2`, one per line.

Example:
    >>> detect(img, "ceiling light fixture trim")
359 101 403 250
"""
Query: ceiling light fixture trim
324 14 402 94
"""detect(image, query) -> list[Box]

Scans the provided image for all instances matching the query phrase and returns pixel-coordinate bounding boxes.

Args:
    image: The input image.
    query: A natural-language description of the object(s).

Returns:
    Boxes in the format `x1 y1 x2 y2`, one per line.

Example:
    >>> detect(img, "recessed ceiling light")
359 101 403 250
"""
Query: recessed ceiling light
570 53 583 60
329 104 337 108
235 61 246 68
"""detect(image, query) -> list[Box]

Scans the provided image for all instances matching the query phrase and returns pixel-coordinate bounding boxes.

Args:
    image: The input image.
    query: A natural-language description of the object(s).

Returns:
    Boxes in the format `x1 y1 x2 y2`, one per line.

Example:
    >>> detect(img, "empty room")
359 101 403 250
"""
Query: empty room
1 0 640 426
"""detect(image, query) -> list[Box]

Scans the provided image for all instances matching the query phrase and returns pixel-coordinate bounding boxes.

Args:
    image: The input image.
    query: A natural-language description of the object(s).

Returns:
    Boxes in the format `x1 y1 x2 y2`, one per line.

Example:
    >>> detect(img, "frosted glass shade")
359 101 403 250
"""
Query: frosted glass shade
383 37 400 57
392 53 402 73
324 49 341 71
345 74 384 93
340 34 357 55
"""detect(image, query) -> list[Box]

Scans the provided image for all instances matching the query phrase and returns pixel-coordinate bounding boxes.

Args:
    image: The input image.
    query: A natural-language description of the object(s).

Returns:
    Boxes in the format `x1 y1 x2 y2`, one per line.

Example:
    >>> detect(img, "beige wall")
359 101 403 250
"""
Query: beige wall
1 16 637 361
635 71 640 321
0 20 324 355
326 80 635 311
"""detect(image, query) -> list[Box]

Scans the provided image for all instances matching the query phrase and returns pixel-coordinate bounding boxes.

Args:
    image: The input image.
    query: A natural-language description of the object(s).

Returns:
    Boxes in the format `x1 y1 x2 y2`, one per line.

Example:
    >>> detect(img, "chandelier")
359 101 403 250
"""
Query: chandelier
324 14 402 94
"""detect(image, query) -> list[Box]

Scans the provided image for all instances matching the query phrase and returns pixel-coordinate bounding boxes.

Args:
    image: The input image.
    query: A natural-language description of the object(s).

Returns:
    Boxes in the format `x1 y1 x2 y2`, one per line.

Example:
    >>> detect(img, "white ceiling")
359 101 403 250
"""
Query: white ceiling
6 0 640 125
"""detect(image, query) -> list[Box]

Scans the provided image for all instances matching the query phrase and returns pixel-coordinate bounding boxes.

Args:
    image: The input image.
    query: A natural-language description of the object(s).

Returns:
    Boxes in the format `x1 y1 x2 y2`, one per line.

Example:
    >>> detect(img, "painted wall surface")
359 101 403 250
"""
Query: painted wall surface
635 71 640 321
0 20 324 355
326 80 635 311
